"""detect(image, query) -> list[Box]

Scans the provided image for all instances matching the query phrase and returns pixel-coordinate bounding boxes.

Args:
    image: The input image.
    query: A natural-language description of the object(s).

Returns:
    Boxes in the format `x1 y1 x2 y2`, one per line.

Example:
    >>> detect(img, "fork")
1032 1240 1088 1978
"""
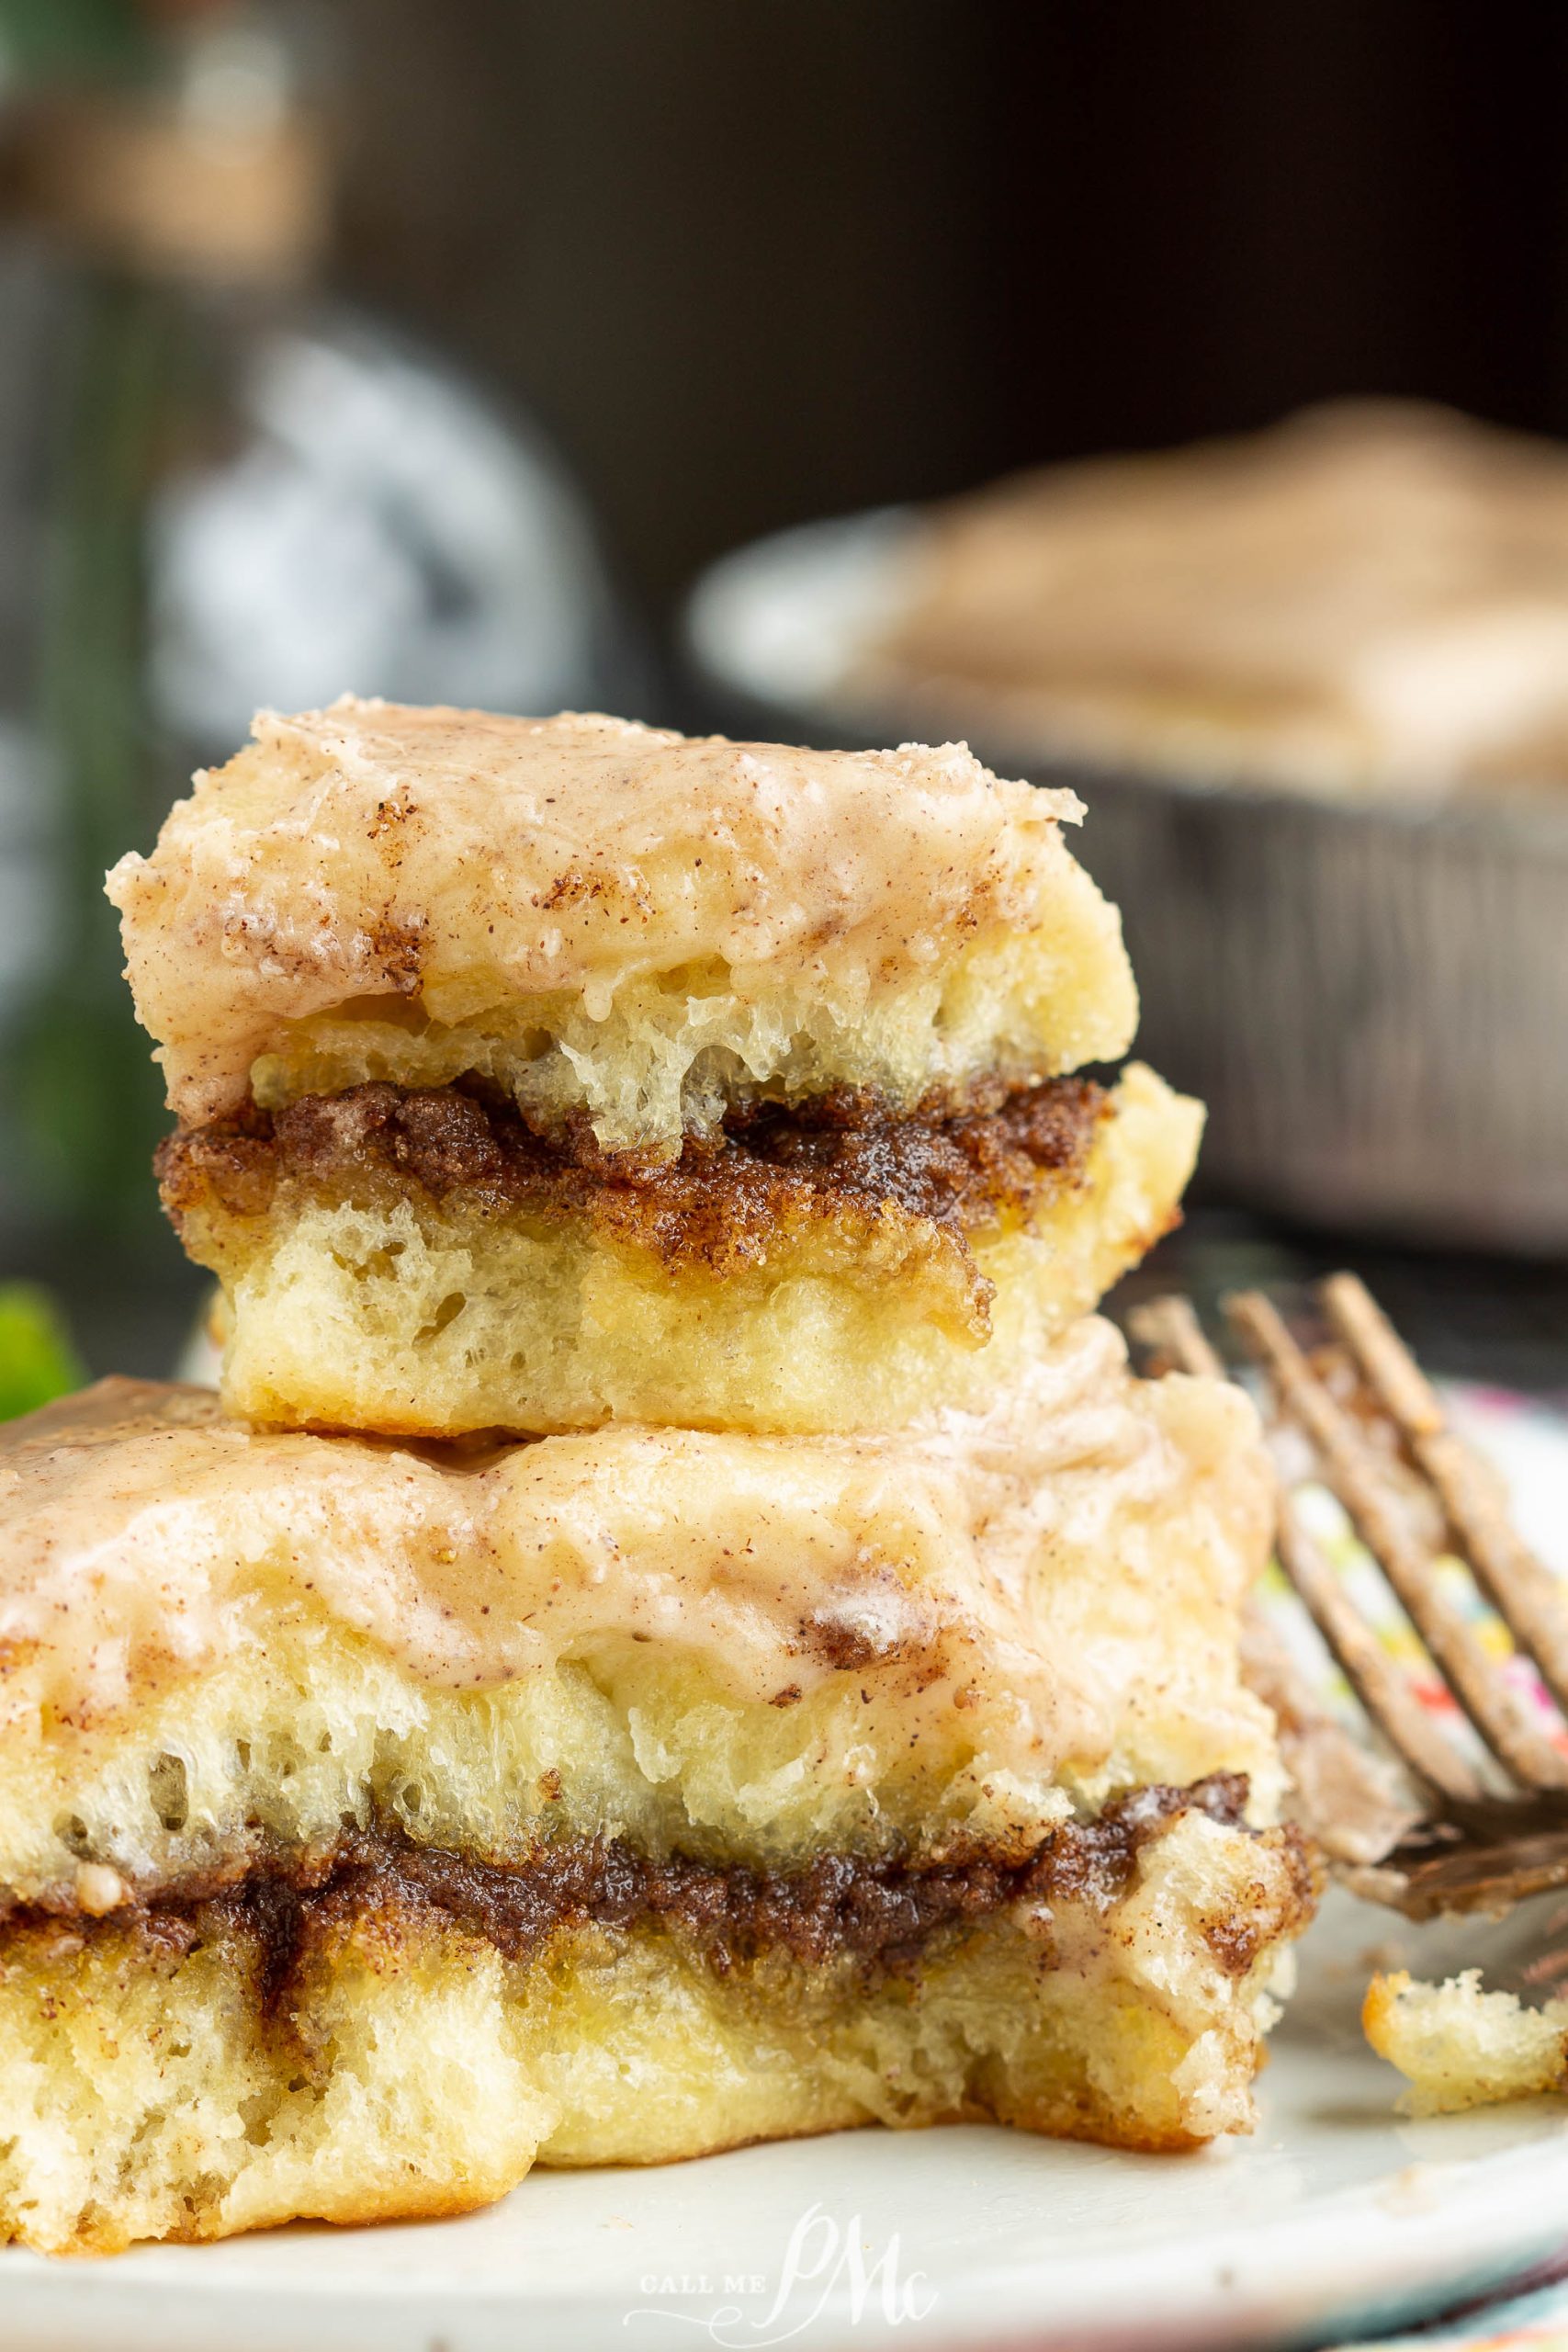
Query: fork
1130 1275 1568 1922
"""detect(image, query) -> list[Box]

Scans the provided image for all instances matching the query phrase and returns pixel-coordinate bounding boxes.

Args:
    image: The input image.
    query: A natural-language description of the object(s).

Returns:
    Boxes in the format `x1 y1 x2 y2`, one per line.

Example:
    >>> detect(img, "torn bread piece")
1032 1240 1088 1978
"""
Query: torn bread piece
1364 1968 1568 2115
160 1060 1199 1436
0 1321 1314 2251
107 701 1137 1154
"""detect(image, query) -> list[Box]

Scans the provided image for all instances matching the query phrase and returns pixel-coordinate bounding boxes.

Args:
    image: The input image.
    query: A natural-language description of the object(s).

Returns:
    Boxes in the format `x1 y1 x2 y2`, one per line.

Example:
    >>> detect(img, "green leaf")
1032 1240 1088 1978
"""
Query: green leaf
0 1284 84 1421
0 0 152 85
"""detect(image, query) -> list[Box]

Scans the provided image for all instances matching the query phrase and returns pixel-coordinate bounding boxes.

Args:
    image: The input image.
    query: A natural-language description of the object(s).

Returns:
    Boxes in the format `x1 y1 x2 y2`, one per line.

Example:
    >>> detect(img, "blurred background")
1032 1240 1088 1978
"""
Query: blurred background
5 0 1568 1406
339 0 1568 618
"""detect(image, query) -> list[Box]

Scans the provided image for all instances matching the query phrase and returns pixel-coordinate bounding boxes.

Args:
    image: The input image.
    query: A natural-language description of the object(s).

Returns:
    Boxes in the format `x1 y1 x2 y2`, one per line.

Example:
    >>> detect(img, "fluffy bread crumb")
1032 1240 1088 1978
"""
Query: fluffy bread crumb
0 1331 1280 1905
107 704 1137 1148
0 1809 1308 2252
186 1063 1199 1437
1363 1967 1568 2115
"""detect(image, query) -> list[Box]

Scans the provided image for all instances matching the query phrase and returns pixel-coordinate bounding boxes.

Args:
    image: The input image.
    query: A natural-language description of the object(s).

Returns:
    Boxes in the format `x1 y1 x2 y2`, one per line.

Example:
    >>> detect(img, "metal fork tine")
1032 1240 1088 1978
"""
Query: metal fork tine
1134 1281 1568 1918
1235 1600 1422 1864
1225 1288 1568 1794
1271 1498 1484 1804
1322 1272 1568 1722
1126 1295 1225 1383
1131 1294 1482 1807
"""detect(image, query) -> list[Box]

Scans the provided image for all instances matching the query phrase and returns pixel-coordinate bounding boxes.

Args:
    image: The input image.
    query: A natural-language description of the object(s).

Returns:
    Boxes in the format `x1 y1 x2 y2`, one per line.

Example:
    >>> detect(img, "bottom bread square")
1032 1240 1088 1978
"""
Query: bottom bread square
0 1786 1312 2251
0 1318 1314 2249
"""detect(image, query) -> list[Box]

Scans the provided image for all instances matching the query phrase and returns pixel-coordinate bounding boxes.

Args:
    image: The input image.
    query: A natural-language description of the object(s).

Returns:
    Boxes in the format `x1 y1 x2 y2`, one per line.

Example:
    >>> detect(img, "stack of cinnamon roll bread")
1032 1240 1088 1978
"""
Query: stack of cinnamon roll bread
0 700 1314 2251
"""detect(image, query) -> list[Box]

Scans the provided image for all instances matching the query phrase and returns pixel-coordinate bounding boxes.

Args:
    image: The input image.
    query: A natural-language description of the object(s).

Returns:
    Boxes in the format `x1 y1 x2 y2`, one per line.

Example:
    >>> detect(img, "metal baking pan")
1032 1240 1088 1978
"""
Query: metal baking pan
682 508 1568 1253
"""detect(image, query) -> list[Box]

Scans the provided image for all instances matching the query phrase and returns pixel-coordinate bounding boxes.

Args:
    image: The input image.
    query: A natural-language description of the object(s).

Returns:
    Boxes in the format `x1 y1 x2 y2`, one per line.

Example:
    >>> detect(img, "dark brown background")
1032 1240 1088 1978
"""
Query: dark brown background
324 0 1568 1395
17 0 1568 1386
333 0 1568 624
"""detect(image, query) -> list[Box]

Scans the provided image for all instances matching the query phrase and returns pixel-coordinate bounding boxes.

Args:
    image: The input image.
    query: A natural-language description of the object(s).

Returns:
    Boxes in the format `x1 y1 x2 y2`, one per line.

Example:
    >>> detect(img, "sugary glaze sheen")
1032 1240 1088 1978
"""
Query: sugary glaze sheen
26 697 1314 2255
105 702 1137 1148
0 1319 1280 1907
872 400 1568 793
0 1343 1310 2252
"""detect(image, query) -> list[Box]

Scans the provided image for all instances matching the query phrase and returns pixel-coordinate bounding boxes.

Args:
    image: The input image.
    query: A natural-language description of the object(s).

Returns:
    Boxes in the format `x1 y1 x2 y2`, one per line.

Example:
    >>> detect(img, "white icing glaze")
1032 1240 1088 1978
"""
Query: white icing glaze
106 702 1133 1133
0 1319 1274 1792
877 400 1568 793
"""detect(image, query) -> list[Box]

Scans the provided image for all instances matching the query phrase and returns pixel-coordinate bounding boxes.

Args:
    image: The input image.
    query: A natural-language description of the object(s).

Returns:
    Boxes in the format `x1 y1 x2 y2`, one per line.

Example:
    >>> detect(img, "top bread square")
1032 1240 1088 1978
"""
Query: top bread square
107 700 1136 1156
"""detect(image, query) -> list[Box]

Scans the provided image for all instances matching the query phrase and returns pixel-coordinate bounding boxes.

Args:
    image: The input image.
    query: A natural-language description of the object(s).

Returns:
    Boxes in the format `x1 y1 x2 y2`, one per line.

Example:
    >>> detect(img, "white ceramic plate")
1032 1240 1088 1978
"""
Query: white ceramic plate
684 504 917 721
3 1888 1566 2352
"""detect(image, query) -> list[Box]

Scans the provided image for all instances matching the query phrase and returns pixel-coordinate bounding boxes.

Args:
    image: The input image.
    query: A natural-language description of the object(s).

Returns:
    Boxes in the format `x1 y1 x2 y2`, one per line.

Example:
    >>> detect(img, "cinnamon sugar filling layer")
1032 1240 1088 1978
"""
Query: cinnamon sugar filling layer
157 1075 1109 1282
4 1777 1314 1993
